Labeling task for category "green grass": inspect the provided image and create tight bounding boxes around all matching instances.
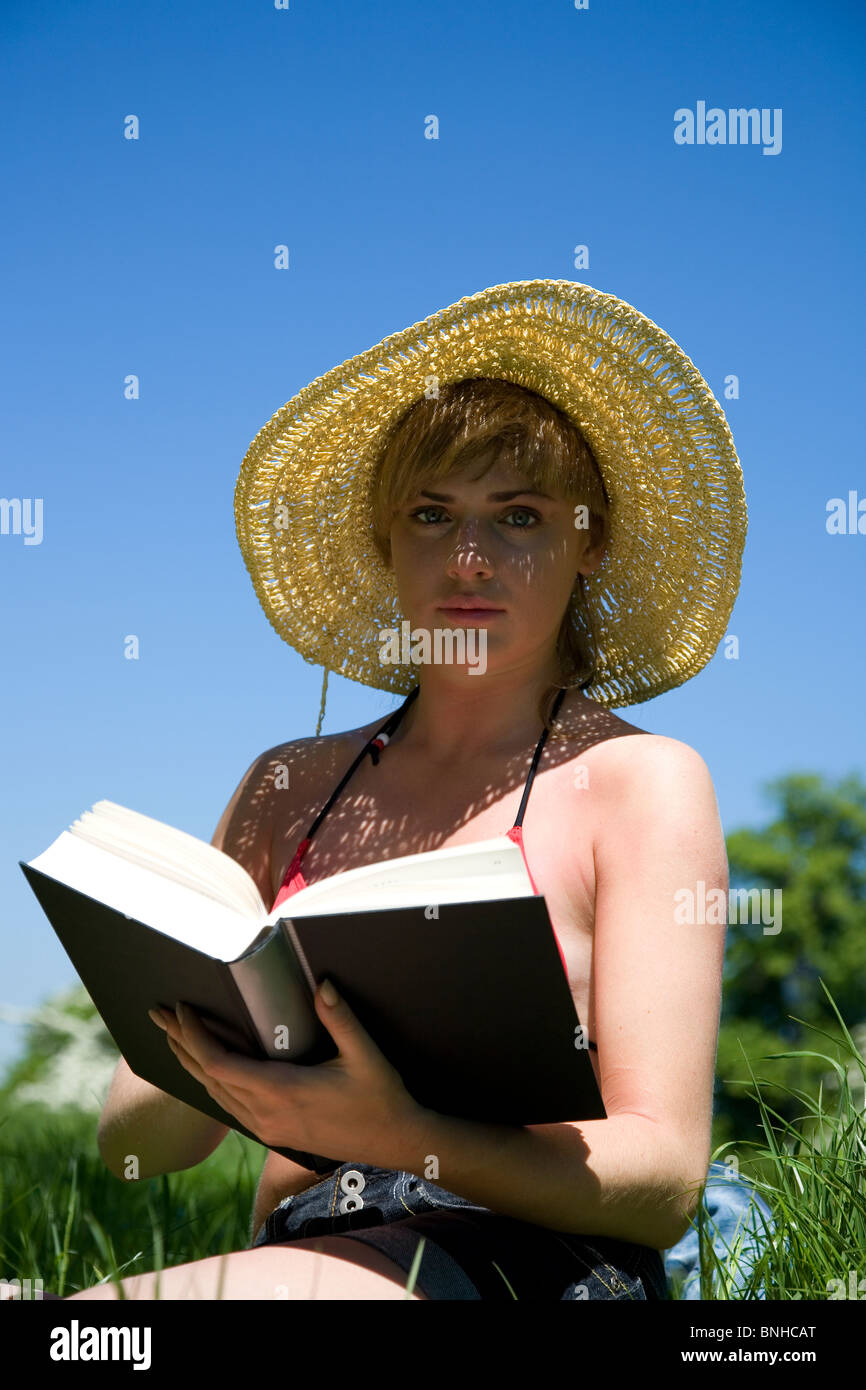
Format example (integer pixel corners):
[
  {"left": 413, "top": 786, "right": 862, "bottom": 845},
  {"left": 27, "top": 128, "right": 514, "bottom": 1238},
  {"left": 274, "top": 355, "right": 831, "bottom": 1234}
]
[
  {"left": 668, "top": 985, "right": 866, "bottom": 1301},
  {"left": 0, "top": 1105, "right": 261, "bottom": 1298},
  {"left": 2, "top": 994, "right": 863, "bottom": 1301},
  {"left": 0, "top": 1104, "right": 434, "bottom": 1300}
]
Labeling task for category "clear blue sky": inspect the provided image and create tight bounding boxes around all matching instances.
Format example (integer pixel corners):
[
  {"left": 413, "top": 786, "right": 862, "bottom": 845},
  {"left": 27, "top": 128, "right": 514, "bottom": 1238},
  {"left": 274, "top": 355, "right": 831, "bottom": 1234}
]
[{"left": 2, "top": 0, "right": 864, "bottom": 1075}]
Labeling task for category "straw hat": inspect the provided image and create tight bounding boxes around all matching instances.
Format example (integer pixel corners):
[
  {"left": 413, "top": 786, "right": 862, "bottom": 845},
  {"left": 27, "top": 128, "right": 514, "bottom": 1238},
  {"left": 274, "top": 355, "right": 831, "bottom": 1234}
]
[{"left": 234, "top": 278, "right": 747, "bottom": 709}]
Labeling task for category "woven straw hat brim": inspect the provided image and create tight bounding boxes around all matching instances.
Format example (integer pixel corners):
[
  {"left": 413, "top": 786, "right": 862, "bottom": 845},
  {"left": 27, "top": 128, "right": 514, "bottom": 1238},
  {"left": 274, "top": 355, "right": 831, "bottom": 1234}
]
[{"left": 234, "top": 278, "right": 747, "bottom": 708}]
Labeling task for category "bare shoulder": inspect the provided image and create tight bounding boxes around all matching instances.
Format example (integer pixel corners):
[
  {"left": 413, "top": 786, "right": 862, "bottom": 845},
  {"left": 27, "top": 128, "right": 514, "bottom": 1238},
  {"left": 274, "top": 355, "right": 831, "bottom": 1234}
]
[
  {"left": 212, "top": 721, "right": 378, "bottom": 905},
  {"left": 250, "top": 708, "right": 389, "bottom": 794},
  {"left": 245, "top": 706, "right": 395, "bottom": 833},
  {"left": 249, "top": 711, "right": 401, "bottom": 902},
  {"left": 555, "top": 691, "right": 720, "bottom": 826},
  {"left": 560, "top": 698, "right": 727, "bottom": 902},
  {"left": 558, "top": 691, "right": 713, "bottom": 771}
]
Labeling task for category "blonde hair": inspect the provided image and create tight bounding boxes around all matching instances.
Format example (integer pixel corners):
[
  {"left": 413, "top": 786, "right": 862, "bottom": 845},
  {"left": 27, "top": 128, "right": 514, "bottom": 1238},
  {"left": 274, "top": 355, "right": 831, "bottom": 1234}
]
[{"left": 367, "top": 377, "right": 611, "bottom": 732}]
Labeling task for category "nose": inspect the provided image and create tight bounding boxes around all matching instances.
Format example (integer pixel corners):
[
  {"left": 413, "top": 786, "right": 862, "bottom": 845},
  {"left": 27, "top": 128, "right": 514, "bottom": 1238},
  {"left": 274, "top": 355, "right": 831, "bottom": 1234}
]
[{"left": 445, "top": 518, "right": 495, "bottom": 582}]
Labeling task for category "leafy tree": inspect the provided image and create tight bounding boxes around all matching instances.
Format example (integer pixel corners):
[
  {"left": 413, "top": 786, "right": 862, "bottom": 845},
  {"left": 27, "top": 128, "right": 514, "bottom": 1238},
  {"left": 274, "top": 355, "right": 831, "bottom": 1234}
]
[
  {"left": 0, "top": 985, "right": 117, "bottom": 1112},
  {"left": 714, "top": 772, "right": 866, "bottom": 1149}
]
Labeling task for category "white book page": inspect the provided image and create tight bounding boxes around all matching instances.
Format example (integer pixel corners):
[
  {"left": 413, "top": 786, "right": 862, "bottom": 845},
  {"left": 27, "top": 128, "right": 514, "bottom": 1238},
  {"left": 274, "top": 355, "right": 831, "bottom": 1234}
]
[
  {"left": 265, "top": 834, "right": 534, "bottom": 921},
  {"left": 27, "top": 831, "right": 261, "bottom": 962},
  {"left": 67, "top": 800, "right": 266, "bottom": 919}
]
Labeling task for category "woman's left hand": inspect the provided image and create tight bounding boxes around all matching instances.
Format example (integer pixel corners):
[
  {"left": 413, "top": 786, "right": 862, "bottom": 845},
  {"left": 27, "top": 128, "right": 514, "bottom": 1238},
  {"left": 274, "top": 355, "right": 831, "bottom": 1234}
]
[{"left": 147, "top": 981, "right": 428, "bottom": 1166}]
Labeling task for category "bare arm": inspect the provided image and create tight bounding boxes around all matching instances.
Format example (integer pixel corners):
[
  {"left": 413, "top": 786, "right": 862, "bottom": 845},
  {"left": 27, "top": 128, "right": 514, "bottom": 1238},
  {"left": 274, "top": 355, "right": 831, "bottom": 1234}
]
[
  {"left": 97, "top": 752, "right": 276, "bottom": 1181},
  {"left": 96, "top": 1056, "right": 230, "bottom": 1182}
]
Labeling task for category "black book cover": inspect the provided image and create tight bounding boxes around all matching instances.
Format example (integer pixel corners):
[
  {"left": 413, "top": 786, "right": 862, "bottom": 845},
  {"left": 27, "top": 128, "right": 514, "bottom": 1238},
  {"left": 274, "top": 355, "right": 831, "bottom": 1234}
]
[{"left": 20, "top": 861, "right": 605, "bottom": 1176}]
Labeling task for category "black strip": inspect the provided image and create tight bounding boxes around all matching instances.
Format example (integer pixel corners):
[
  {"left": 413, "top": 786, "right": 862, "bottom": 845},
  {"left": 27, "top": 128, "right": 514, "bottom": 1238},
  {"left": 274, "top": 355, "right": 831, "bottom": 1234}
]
[
  {"left": 301, "top": 681, "right": 568, "bottom": 850},
  {"left": 512, "top": 686, "right": 567, "bottom": 830},
  {"left": 301, "top": 685, "right": 420, "bottom": 843}
]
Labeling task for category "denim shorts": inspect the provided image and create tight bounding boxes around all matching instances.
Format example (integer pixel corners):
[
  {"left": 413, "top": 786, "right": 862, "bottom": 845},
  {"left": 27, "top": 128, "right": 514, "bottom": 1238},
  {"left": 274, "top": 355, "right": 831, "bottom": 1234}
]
[{"left": 250, "top": 1162, "right": 669, "bottom": 1301}]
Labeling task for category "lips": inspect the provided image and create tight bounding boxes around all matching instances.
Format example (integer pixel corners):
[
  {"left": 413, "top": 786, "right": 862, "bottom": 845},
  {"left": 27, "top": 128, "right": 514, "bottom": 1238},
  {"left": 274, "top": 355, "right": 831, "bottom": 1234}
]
[
  {"left": 437, "top": 604, "right": 506, "bottom": 625},
  {"left": 437, "top": 597, "right": 505, "bottom": 611}
]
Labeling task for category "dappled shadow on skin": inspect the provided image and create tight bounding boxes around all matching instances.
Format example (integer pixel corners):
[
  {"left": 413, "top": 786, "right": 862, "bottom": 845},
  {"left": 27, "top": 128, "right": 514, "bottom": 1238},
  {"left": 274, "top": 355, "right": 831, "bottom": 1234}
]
[{"left": 254, "top": 686, "right": 649, "bottom": 905}]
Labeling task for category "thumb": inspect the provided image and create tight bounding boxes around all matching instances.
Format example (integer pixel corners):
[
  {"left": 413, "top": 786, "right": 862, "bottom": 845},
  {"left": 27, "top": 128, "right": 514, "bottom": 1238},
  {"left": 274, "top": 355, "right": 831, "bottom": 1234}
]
[
  {"left": 315, "top": 978, "right": 362, "bottom": 1047},
  {"left": 314, "top": 979, "right": 388, "bottom": 1074}
]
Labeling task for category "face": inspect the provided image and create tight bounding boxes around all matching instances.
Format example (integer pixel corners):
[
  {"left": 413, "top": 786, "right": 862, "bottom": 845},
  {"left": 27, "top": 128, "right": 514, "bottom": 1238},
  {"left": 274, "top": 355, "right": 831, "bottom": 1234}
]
[{"left": 386, "top": 452, "right": 606, "bottom": 676}]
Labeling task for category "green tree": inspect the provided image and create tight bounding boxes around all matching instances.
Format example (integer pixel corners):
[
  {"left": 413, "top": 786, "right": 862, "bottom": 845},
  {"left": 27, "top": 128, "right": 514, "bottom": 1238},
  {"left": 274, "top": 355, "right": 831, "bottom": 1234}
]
[{"left": 714, "top": 771, "right": 866, "bottom": 1149}]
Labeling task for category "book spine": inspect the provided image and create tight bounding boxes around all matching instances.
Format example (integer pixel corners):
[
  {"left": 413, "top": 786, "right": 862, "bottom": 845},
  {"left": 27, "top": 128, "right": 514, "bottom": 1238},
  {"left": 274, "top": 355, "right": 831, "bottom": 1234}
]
[
  {"left": 217, "top": 957, "right": 343, "bottom": 1174},
  {"left": 226, "top": 926, "right": 324, "bottom": 1062},
  {"left": 280, "top": 916, "right": 317, "bottom": 997}
]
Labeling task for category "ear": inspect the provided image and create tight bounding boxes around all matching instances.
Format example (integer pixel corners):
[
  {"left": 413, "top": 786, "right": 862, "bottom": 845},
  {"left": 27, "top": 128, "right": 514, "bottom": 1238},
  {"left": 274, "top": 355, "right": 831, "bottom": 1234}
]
[
  {"left": 575, "top": 510, "right": 608, "bottom": 577},
  {"left": 577, "top": 539, "right": 606, "bottom": 577}
]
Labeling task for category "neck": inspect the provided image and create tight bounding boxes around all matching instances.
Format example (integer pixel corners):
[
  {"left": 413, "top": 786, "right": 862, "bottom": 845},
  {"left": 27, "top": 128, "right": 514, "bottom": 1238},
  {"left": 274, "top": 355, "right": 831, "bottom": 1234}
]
[{"left": 387, "top": 662, "right": 571, "bottom": 764}]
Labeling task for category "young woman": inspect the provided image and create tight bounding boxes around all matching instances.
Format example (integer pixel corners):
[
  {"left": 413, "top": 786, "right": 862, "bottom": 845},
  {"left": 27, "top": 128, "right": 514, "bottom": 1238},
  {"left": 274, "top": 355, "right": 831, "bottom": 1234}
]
[{"left": 72, "top": 282, "right": 747, "bottom": 1300}]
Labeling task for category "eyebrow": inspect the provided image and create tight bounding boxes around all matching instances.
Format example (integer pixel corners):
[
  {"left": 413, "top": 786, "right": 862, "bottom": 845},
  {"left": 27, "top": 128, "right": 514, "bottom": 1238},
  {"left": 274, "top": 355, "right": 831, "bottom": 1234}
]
[{"left": 416, "top": 488, "right": 554, "bottom": 502}]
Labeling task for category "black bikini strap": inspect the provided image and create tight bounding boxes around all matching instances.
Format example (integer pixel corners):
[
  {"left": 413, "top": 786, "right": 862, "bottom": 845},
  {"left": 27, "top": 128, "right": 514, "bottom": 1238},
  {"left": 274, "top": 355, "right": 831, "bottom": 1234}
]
[
  {"left": 301, "top": 685, "right": 420, "bottom": 843},
  {"left": 301, "top": 680, "right": 568, "bottom": 845},
  {"left": 366, "top": 684, "right": 420, "bottom": 767},
  {"left": 512, "top": 686, "right": 567, "bottom": 830}
]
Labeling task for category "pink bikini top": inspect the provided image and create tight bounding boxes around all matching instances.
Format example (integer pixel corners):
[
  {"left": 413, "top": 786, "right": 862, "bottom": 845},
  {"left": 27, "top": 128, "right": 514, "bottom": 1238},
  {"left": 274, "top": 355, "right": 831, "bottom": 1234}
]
[{"left": 270, "top": 684, "right": 596, "bottom": 1053}]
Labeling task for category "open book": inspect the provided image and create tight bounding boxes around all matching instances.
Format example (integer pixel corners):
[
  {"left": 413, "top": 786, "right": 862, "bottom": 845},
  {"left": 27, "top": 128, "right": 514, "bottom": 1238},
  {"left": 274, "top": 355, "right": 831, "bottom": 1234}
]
[{"left": 20, "top": 800, "right": 605, "bottom": 1174}]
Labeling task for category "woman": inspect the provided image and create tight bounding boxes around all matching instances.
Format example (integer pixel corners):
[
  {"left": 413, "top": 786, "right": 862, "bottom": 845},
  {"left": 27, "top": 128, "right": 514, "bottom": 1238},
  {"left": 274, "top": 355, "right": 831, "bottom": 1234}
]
[{"left": 73, "top": 280, "right": 747, "bottom": 1300}]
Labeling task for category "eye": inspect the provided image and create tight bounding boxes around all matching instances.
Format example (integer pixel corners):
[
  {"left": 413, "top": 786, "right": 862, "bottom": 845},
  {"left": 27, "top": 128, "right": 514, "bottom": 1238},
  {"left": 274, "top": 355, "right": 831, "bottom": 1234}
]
[
  {"left": 408, "top": 505, "right": 541, "bottom": 528},
  {"left": 503, "top": 507, "right": 540, "bottom": 528}
]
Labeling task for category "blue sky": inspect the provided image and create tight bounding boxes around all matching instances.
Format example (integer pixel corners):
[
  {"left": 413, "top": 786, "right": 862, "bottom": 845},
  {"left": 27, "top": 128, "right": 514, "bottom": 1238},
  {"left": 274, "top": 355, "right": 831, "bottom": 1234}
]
[{"left": 2, "top": 0, "right": 864, "bottom": 1075}]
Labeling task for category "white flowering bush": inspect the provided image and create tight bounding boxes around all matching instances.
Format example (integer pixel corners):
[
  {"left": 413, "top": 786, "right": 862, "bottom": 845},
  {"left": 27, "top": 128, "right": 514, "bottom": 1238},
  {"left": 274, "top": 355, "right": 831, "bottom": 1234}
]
[{"left": 0, "top": 984, "right": 119, "bottom": 1112}]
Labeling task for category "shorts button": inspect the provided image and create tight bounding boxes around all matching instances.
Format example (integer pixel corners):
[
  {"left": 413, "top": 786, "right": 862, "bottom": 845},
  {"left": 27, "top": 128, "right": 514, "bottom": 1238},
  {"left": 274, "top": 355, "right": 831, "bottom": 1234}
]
[{"left": 340, "top": 1169, "right": 366, "bottom": 1195}]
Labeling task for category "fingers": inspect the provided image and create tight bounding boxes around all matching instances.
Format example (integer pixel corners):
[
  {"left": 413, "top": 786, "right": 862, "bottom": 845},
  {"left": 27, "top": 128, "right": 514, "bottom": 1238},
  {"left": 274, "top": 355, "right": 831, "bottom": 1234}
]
[
  {"left": 147, "top": 1003, "right": 291, "bottom": 1093},
  {"left": 149, "top": 1006, "right": 248, "bottom": 1123},
  {"left": 165, "top": 1030, "right": 206, "bottom": 1082},
  {"left": 148, "top": 1003, "right": 223, "bottom": 1078}
]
